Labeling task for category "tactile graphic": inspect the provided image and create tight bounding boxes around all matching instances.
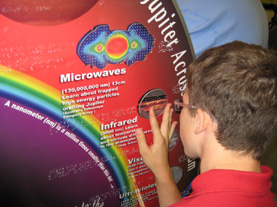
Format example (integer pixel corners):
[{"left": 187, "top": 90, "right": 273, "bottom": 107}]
[{"left": 77, "top": 23, "right": 154, "bottom": 69}]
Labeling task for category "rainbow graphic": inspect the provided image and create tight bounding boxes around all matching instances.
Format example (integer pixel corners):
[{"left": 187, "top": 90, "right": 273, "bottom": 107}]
[
  {"left": 0, "top": 65, "right": 136, "bottom": 200},
  {"left": 77, "top": 23, "right": 154, "bottom": 69}
]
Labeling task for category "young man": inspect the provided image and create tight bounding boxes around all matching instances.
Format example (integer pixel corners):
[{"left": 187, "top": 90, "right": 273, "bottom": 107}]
[{"left": 135, "top": 41, "right": 277, "bottom": 207}]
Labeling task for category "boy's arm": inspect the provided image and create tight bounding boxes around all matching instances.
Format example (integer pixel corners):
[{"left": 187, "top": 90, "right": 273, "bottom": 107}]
[{"left": 135, "top": 104, "right": 182, "bottom": 207}]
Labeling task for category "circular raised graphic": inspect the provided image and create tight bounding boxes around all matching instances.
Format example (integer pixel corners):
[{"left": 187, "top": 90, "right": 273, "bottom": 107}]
[
  {"left": 171, "top": 166, "right": 183, "bottom": 183},
  {"left": 137, "top": 89, "right": 168, "bottom": 119},
  {"left": 169, "top": 130, "right": 179, "bottom": 151}
]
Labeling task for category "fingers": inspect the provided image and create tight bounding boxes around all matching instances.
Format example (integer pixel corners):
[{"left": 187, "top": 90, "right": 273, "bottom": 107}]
[
  {"left": 136, "top": 103, "right": 177, "bottom": 154},
  {"left": 169, "top": 121, "right": 178, "bottom": 141},
  {"left": 149, "top": 106, "right": 163, "bottom": 144},
  {"left": 160, "top": 103, "right": 172, "bottom": 137},
  {"left": 135, "top": 128, "right": 150, "bottom": 156},
  {"left": 168, "top": 107, "right": 178, "bottom": 140}
]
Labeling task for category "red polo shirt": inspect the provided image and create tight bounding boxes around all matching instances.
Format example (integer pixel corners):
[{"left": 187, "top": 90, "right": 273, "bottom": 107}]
[{"left": 170, "top": 166, "right": 275, "bottom": 207}]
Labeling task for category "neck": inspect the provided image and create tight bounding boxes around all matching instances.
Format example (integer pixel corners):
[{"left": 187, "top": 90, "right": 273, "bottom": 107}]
[
  {"left": 199, "top": 135, "right": 261, "bottom": 174},
  {"left": 200, "top": 153, "right": 261, "bottom": 174}
]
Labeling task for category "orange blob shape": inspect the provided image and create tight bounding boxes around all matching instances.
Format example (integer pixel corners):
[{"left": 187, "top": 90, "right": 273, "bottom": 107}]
[{"left": 106, "top": 35, "right": 129, "bottom": 60}]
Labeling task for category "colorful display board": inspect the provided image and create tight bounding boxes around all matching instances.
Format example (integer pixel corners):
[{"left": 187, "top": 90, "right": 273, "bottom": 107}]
[{"left": 0, "top": 0, "right": 197, "bottom": 206}]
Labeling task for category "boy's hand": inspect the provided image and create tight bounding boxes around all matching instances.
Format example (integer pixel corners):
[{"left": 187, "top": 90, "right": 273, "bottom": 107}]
[{"left": 135, "top": 103, "right": 178, "bottom": 177}]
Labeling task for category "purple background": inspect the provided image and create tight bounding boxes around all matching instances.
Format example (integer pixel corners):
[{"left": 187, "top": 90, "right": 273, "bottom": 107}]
[{"left": 0, "top": 97, "right": 120, "bottom": 207}]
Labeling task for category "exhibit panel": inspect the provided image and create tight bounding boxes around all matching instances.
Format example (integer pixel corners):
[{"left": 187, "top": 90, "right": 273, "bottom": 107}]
[{"left": 0, "top": 1, "right": 197, "bottom": 206}]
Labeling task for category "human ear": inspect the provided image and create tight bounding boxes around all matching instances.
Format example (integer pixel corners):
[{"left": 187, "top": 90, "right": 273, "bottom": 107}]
[{"left": 194, "top": 109, "right": 209, "bottom": 134}]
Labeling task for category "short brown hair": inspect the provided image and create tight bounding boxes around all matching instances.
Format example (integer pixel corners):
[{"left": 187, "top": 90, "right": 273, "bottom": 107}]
[{"left": 187, "top": 41, "right": 277, "bottom": 160}]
